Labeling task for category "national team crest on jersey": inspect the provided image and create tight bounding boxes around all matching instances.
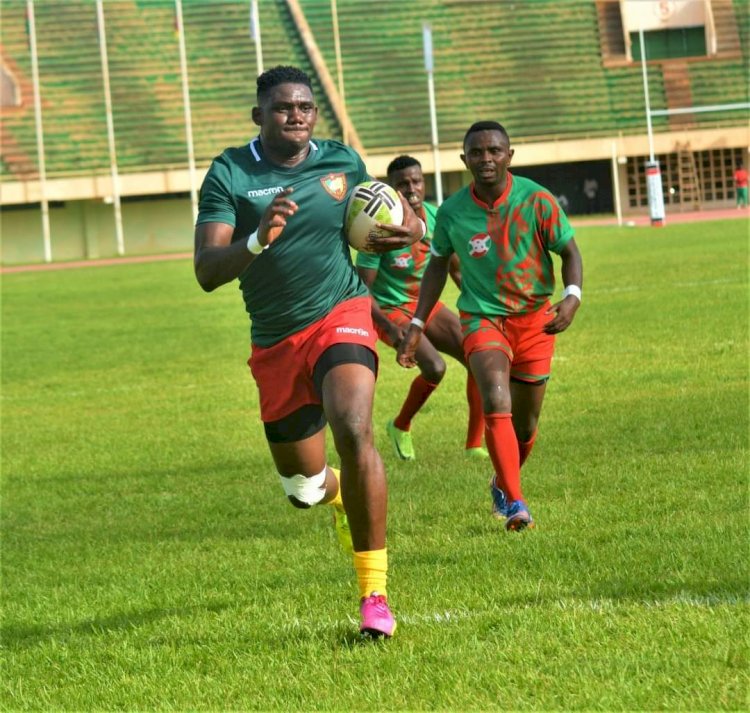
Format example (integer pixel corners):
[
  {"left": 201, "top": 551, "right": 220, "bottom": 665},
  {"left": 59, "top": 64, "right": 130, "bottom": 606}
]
[
  {"left": 468, "top": 233, "right": 491, "bottom": 258},
  {"left": 320, "top": 173, "right": 347, "bottom": 201},
  {"left": 391, "top": 252, "right": 412, "bottom": 270}
]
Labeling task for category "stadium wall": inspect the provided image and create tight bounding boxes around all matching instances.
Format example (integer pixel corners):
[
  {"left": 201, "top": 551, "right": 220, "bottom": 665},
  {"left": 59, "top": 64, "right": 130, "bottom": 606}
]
[
  {"left": 0, "top": 197, "right": 192, "bottom": 264},
  {"left": 3, "top": 132, "right": 747, "bottom": 266}
]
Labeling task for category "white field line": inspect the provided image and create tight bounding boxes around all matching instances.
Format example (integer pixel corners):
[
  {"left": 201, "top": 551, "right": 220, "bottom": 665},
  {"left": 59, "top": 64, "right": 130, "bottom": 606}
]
[
  {"left": 279, "top": 592, "right": 749, "bottom": 634},
  {"left": 590, "top": 278, "right": 743, "bottom": 295}
]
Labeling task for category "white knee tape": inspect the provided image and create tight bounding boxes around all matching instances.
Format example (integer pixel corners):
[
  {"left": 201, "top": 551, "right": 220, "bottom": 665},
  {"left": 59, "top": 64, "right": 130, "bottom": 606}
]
[{"left": 279, "top": 467, "right": 327, "bottom": 506}]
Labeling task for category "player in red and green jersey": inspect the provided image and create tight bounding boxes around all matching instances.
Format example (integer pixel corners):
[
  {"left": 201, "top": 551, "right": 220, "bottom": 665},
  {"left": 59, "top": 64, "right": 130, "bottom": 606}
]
[
  {"left": 356, "top": 156, "right": 487, "bottom": 462},
  {"left": 397, "top": 121, "right": 583, "bottom": 532},
  {"left": 194, "top": 66, "right": 425, "bottom": 638}
]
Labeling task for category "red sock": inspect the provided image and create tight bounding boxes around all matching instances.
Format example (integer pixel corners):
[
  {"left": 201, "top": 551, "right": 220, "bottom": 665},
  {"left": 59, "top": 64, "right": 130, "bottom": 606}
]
[
  {"left": 518, "top": 429, "right": 538, "bottom": 467},
  {"left": 484, "top": 412, "right": 523, "bottom": 501},
  {"left": 465, "top": 372, "right": 485, "bottom": 449},
  {"left": 393, "top": 374, "right": 438, "bottom": 431}
]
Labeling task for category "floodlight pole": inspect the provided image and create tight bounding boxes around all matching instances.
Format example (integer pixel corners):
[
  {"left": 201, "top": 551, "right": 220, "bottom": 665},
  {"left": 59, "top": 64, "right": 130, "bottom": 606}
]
[
  {"left": 175, "top": 0, "right": 198, "bottom": 224},
  {"left": 331, "top": 0, "right": 347, "bottom": 144},
  {"left": 638, "top": 26, "right": 665, "bottom": 227},
  {"left": 96, "top": 0, "right": 125, "bottom": 254},
  {"left": 638, "top": 27, "right": 655, "bottom": 162},
  {"left": 423, "top": 23, "right": 443, "bottom": 205},
  {"left": 26, "top": 0, "right": 52, "bottom": 262},
  {"left": 611, "top": 141, "right": 623, "bottom": 227},
  {"left": 250, "top": 0, "right": 263, "bottom": 76}
]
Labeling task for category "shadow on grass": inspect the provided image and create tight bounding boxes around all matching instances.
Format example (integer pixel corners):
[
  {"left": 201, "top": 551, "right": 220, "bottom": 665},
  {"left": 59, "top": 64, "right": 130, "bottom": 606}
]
[
  {"left": 1, "top": 600, "right": 230, "bottom": 649},
  {"left": 2, "top": 459, "right": 320, "bottom": 546},
  {"left": 338, "top": 628, "right": 393, "bottom": 648}
]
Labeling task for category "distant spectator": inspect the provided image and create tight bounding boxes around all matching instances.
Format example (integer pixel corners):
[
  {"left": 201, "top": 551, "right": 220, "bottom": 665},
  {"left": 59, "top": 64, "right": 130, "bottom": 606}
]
[
  {"left": 582, "top": 178, "right": 599, "bottom": 214},
  {"left": 733, "top": 161, "right": 748, "bottom": 209}
]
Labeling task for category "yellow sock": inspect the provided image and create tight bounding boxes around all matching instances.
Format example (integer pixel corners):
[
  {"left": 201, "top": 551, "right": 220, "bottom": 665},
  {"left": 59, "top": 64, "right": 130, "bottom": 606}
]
[
  {"left": 328, "top": 467, "right": 343, "bottom": 509},
  {"left": 353, "top": 548, "right": 388, "bottom": 599}
]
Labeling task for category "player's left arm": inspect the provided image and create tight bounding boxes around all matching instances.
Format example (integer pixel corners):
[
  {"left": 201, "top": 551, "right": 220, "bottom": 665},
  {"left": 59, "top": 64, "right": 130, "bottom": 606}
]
[
  {"left": 544, "top": 238, "right": 583, "bottom": 334},
  {"left": 366, "top": 192, "right": 425, "bottom": 253}
]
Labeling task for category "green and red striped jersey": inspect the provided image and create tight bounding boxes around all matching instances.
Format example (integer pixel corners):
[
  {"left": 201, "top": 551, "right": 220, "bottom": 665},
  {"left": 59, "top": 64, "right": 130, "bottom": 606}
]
[
  {"left": 432, "top": 173, "right": 573, "bottom": 316},
  {"left": 355, "top": 202, "right": 438, "bottom": 306}
]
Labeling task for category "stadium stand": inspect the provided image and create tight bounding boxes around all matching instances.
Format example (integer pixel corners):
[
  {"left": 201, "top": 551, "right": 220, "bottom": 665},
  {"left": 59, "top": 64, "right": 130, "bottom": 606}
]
[
  {"left": 0, "top": 0, "right": 747, "bottom": 263},
  {"left": 0, "top": 0, "right": 339, "bottom": 179},
  {"left": 301, "top": 0, "right": 674, "bottom": 151},
  {"left": 2, "top": 0, "right": 746, "bottom": 181}
]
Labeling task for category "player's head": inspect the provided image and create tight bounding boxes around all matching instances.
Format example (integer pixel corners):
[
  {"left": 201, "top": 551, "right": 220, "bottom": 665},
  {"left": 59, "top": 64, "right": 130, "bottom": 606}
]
[
  {"left": 253, "top": 66, "right": 318, "bottom": 157},
  {"left": 461, "top": 121, "right": 513, "bottom": 189},
  {"left": 256, "top": 65, "right": 312, "bottom": 103},
  {"left": 387, "top": 155, "right": 425, "bottom": 212},
  {"left": 463, "top": 121, "right": 510, "bottom": 148}
]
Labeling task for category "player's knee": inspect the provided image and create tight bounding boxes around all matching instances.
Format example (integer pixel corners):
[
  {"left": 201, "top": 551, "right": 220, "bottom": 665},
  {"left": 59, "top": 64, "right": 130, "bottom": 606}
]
[
  {"left": 278, "top": 468, "right": 326, "bottom": 509},
  {"left": 483, "top": 389, "right": 511, "bottom": 414},
  {"left": 331, "top": 413, "right": 373, "bottom": 455},
  {"left": 419, "top": 356, "right": 446, "bottom": 384},
  {"left": 514, "top": 422, "right": 537, "bottom": 443}
]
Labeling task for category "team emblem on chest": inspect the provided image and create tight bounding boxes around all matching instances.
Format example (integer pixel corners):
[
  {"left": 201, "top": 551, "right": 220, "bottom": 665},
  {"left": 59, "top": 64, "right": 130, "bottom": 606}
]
[
  {"left": 320, "top": 173, "right": 348, "bottom": 200},
  {"left": 391, "top": 252, "right": 412, "bottom": 270},
  {"left": 468, "top": 233, "right": 491, "bottom": 258}
]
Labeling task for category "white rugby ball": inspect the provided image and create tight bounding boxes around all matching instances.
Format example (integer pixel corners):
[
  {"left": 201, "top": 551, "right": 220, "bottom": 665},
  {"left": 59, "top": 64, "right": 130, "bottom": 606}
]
[{"left": 344, "top": 181, "right": 403, "bottom": 252}]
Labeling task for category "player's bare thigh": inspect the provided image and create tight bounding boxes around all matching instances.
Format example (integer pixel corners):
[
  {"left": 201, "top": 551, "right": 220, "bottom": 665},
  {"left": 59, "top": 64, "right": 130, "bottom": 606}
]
[
  {"left": 320, "top": 362, "right": 377, "bottom": 446},
  {"left": 266, "top": 364, "right": 380, "bottom": 466},
  {"left": 268, "top": 429, "right": 327, "bottom": 475}
]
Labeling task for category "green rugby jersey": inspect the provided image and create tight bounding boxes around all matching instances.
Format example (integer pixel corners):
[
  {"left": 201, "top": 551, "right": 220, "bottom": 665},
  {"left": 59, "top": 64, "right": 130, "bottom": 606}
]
[
  {"left": 432, "top": 173, "right": 573, "bottom": 316},
  {"left": 355, "top": 202, "right": 438, "bottom": 306},
  {"left": 198, "top": 137, "right": 369, "bottom": 346}
]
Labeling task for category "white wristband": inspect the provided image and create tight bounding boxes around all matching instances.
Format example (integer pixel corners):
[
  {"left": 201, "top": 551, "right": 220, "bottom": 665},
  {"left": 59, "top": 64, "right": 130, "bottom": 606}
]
[
  {"left": 246, "top": 230, "right": 266, "bottom": 255},
  {"left": 417, "top": 218, "right": 427, "bottom": 239},
  {"left": 410, "top": 317, "right": 425, "bottom": 330},
  {"left": 562, "top": 284, "right": 582, "bottom": 302}
]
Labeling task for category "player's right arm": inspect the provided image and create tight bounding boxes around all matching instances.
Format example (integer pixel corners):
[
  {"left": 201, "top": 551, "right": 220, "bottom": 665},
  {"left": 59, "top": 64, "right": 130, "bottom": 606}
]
[
  {"left": 194, "top": 221, "right": 251, "bottom": 292},
  {"left": 396, "top": 254, "right": 450, "bottom": 368},
  {"left": 194, "top": 188, "right": 298, "bottom": 292}
]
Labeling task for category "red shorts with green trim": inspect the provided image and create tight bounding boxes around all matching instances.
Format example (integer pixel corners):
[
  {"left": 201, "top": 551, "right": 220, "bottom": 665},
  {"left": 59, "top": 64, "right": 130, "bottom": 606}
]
[
  {"left": 460, "top": 302, "right": 555, "bottom": 383},
  {"left": 248, "top": 296, "right": 378, "bottom": 422},
  {"left": 375, "top": 300, "right": 446, "bottom": 347}
]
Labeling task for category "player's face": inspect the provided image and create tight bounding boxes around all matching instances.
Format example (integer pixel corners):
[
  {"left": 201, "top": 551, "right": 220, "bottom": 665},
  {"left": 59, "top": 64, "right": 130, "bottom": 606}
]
[
  {"left": 252, "top": 82, "right": 318, "bottom": 156},
  {"left": 461, "top": 130, "right": 513, "bottom": 188},
  {"left": 389, "top": 165, "right": 425, "bottom": 212}
]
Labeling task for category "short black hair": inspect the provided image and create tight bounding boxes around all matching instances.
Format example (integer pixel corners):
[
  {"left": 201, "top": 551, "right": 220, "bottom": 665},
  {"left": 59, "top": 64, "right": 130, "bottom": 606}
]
[
  {"left": 463, "top": 121, "right": 510, "bottom": 148},
  {"left": 387, "top": 155, "right": 421, "bottom": 177},
  {"left": 256, "top": 65, "right": 313, "bottom": 102}
]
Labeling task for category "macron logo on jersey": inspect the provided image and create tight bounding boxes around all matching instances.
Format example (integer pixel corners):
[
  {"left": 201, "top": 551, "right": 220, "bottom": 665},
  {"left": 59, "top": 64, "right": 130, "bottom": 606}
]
[
  {"left": 247, "top": 186, "right": 285, "bottom": 198},
  {"left": 336, "top": 327, "right": 370, "bottom": 337}
]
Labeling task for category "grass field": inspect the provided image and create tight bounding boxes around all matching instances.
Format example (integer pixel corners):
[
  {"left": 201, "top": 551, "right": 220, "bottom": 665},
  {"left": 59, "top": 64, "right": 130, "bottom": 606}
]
[{"left": 1, "top": 219, "right": 748, "bottom": 710}]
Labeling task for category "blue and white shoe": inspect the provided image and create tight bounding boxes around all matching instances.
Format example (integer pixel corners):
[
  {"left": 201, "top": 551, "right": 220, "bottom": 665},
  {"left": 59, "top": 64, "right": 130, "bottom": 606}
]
[
  {"left": 489, "top": 477, "right": 510, "bottom": 520},
  {"left": 505, "top": 499, "right": 535, "bottom": 532}
]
